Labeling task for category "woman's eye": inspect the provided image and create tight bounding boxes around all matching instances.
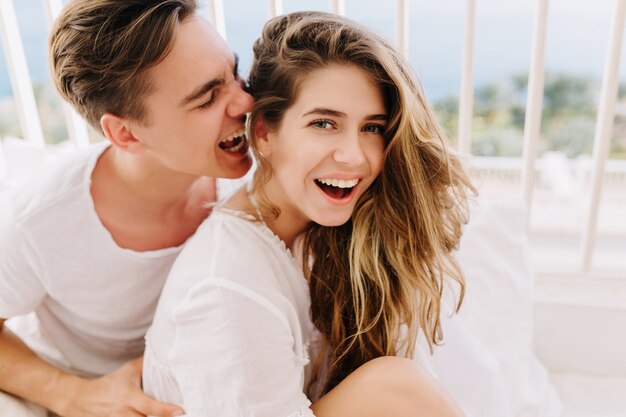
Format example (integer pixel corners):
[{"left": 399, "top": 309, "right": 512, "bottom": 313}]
[
  {"left": 310, "top": 119, "right": 335, "bottom": 130},
  {"left": 363, "top": 124, "right": 385, "bottom": 134}
]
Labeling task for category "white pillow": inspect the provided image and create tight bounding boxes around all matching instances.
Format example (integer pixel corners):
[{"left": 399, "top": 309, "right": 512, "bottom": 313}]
[{"left": 423, "top": 198, "right": 562, "bottom": 417}]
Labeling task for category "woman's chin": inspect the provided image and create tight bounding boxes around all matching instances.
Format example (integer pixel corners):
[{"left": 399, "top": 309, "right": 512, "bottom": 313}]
[{"left": 313, "top": 214, "right": 353, "bottom": 228}]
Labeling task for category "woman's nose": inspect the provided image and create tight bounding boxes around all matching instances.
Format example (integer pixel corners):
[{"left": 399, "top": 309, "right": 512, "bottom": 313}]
[{"left": 333, "top": 133, "right": 366, "bottom": 167}]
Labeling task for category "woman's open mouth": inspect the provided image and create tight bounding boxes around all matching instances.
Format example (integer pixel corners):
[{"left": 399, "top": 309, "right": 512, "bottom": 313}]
[{"left": 314, "top": 178, "right": 360, "bottom": 199}]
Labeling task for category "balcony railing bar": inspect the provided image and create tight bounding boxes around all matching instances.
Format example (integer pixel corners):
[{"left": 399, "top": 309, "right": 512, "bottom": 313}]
[
  {"left": 206, "top": 0, "right": 227, "bottom": 40},
  {"left": 580, "top": 0, "right": 626, "bottom": 272},
  {"left": 268, "top": 0, "right": 282, "bottom": 19},
  {"left": 457, "top": 0, "right": 476, "bottom": 156},
  {"left": 332, "top": 0, "right": 346, "bottom": 16},
  {"left": 43, "top": 0, "right": 90, "bottom": 149},
  {"left": 521, "top": 0, "right": 549, "bottom": 210},
  {"left": 0, "top": 0, "right": 45, "bottom": 148},
  {"left": 395, "top": 0, "right": 409, "bottom": 58}
]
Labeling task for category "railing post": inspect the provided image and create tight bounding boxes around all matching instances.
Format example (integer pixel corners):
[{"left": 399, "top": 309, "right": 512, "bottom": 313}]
[
  {"left": 331, "top": 0, "right": 346, "bottom": 16},
  {"left": 457, "top": 0, "right": 476, "bottom": 156},
  {"left": 43, "top": 0, "right": 91, "bottom": 149},
  {"left": 268, "top": 0, "right": 282, "bottom": 18},
  {"left": 521, "top": 0, "right": 550, "bottom": 211},
  {"left": 0, "top": 0, "right": 45, "bottom": 147},
  {"left": 206, "top": 0, "right": 227, "bottom": 40},
  {"left": 580, "top": 0, "right": 626, "bottom": 272},
  {"left": 395, "top": 0, "right": 409, "bottom": 58}
]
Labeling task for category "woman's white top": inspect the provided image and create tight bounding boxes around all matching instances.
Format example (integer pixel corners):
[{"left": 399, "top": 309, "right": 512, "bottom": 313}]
[{"left": 143, "top": 207, "right": 318, "bottom": 417}]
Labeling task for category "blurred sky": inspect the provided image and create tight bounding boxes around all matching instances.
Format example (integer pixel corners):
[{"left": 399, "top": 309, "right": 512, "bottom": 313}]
[{"left": 1, "top": 0, "right": 625, "bottom": 101}]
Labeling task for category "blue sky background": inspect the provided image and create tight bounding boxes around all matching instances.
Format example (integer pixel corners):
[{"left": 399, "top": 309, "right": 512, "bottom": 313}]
[{"left": 1, "top": 0, "right": 625, "bottom": 102}]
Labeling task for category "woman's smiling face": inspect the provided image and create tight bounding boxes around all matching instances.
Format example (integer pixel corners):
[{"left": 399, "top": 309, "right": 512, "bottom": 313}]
[{"left": 256, "top": 63, "right": 387, "bottom": 235}]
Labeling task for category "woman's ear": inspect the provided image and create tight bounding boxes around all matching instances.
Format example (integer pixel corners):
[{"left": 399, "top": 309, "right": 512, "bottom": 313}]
[
  {"left": 254, "top": 117, "right": 273, "bottom": 158},
  {"left": 100, "top": 113, "right": 146, "bottom": 154}
]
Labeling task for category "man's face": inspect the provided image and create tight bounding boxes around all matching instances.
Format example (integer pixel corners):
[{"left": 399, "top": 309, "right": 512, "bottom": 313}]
[{"left": 130, "top": 15, "right": 253, "bottom": 179}]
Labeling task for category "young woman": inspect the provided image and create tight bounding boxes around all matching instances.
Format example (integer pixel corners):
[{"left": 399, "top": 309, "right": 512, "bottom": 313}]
[{"left": 143, "top": 11, "right": 472, "bottom": 417}]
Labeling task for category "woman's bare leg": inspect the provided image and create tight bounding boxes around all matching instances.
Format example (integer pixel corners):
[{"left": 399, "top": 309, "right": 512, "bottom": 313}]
[{"left": 311, "top": 356, "right": 464, "bottom": 417}]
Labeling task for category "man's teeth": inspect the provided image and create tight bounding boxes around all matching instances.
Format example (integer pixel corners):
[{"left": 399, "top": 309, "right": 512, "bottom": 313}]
[
  {"left": 228, "top": 140, "right": 245, "bottom": 152},
  {"left": 219, "top": 129, "right": 248, "bottom": 153},
  {"left": 220, "top": 129, "right": 246, "bottom": 144},
  {"left": 317, "top": 178, "right": 359, "bottom": 188}
]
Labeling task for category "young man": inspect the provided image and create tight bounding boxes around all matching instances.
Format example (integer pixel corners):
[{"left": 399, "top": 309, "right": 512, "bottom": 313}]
[{"left": 0, "top": 1, "right": 253, "bottom": 416}]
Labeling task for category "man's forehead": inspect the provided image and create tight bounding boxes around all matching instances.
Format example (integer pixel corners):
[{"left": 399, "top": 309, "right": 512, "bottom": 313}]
[
  {"left": 145, "top": 18, "right": 234, "bottom": 87},
  {"left": 179, "top": 15, "right": 230, "bottom": 56}
]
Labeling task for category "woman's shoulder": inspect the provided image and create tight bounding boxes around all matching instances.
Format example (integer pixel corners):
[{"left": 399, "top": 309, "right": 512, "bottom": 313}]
[
  {"left": 163, "top": 208, "right": 301, "bottom": 304},
  {"left": 166, "top": 206, "right": 254, "bottom": 265}
]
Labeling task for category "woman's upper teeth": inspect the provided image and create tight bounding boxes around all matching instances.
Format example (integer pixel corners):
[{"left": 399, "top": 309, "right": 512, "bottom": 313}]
[{"left": 317, "top": 178, "right": 359, "bottom": 188}]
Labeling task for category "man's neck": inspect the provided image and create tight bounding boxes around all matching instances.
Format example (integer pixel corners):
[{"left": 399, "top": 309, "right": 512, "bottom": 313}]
[
  {"left": 90, "top": 146, "right": 214, "bottom": 251},
  {"left": 103, "top": 146, "right": 208, "bottom": 214}
]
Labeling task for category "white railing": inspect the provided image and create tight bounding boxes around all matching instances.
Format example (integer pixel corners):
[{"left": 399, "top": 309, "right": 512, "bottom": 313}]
[
  {"left": 207, "top": 0, "right": 227, "bottom": 39},
  {"left": 0, "top": 0, "right": 44, "bottom": 147},
  {"left": 394, "top": 0, "right": 409, "bottom": 58},
  {"left": 520, "top": 0, "right": 549, "bottom": 210},
  {"left": 1, "top": 0, "right": 625, "bottom": 279},
  {"left": 580, "top": 0, "right": 626, "bottom": 271},
  {"left": 457, "top": 0, "right": 476, "bottom": 156},
  {"left": 43, "top": 0, "right": 91, "bottom": 149}
]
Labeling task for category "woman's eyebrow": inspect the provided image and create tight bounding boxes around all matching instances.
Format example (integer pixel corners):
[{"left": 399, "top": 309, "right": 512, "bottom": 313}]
[
  {"left": 303, "top": 108, "right": 346, "bottom": 117},
  {"left": 303, "top": 108, "right": 388, "bottom": 121}
]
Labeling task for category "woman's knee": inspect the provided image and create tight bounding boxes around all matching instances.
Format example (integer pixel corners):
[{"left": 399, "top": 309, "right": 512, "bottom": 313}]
[
  {"left": 356, "top": 356, "right": 427, "bottom": 393},
  {"left": 312, "top": 356, "right": 463, "bottom": 417},
  {"left": 353, "top": 356, "right": 464, "bottom": 416}
]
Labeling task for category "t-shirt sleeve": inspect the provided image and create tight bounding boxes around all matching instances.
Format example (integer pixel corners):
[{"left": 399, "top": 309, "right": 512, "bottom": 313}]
[
  {"left": 167, "top": 278, "right": 316, "bottom": 417},
  {"left": 0, "top": 203, "right": 46, "bottom": 318}
]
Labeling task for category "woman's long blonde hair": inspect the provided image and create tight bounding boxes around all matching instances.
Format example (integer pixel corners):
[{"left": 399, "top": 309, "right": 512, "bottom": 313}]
[{"left": 247, "top": 11, "right": 475, "bottom": 394}]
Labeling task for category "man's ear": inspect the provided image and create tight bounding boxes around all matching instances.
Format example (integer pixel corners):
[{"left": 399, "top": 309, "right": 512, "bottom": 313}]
[
  {"left": 254, "top": 117, "right": 272, "bottom": 158},
  {"left": 100, "top": 113, "right": 145, "bottom": 154}
]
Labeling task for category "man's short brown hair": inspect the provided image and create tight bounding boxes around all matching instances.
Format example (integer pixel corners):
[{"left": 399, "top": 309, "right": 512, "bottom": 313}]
[{"left": 49, "top": 0, "right": 197, "bottom": 132}]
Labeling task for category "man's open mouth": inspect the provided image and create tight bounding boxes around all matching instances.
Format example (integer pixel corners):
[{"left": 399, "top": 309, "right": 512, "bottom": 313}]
[
  {"left": 219, "top": 129, "right": 248, "bottom": 154},
  {"left": 314, "top": 178, "right": 360, "bottom": 199}
]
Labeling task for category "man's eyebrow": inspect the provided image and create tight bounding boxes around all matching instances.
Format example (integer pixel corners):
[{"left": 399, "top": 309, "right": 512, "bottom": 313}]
[
  {"left": 179, "top": 77, "right": 224, "bottom": 107},
  {"left": 179, "top": 53, "right": 239, "bottom": 108},
  {"left": 303, "top": 107, "right": 388, "bottom": 121}
]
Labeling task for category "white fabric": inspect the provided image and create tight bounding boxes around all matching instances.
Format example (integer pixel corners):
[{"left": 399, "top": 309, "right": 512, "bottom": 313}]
[
  {"left": 0, "top": 143, "right": 246, "bottom": 378},
  {"left": 0, "top": 391, "right": 48, "bottom": 417},
  {"left": 420, "top": 198, "right": 562, "bottom": 417},
  {"left": 550, "top": 372, "right": 626, "bottom": 417},
  {"left": 144, "top": 197, "right": 563, "bottom": 417},
  {"left": 143, "top": 207, "right": 317, "bottom": 417}
]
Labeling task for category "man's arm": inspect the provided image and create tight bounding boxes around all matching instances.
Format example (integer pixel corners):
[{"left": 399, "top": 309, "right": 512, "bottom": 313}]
[{"left": 0, "top": 318, "right": 183, "bottom": 417}]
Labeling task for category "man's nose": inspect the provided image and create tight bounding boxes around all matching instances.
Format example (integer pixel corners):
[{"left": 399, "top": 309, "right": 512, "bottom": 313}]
[{"left": 227, "top": 80, "right": 254, "bottom": 117}]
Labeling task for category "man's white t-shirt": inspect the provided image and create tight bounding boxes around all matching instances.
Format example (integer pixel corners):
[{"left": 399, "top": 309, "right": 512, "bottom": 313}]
[{"left": 0, "top": 142, "right": 244, "bottom": 377}]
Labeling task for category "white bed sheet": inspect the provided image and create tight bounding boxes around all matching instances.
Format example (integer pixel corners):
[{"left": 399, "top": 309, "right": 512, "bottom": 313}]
[{"left": 417, "top": 198, "right": 563, "bottom": 417}]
